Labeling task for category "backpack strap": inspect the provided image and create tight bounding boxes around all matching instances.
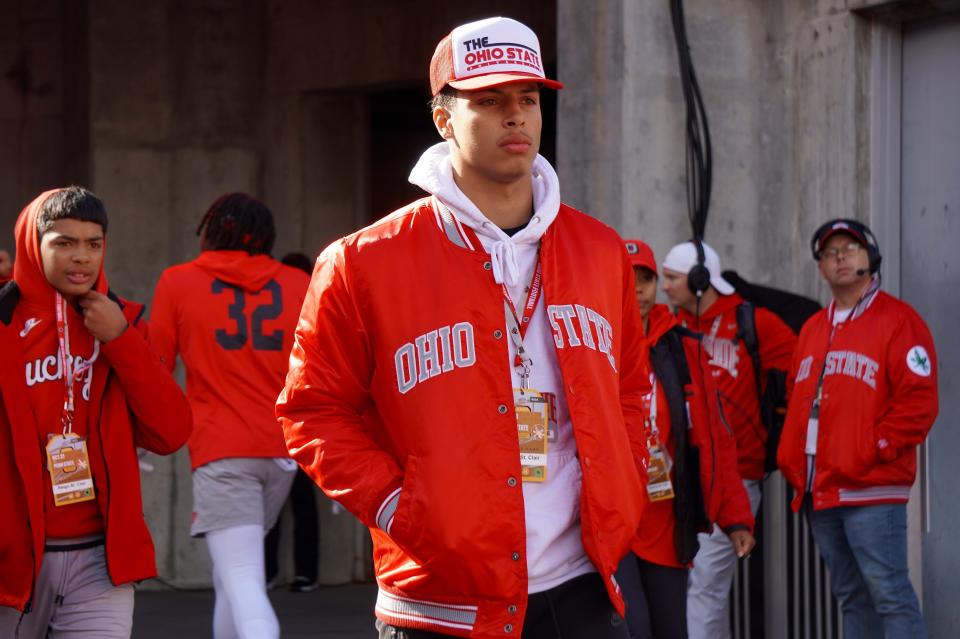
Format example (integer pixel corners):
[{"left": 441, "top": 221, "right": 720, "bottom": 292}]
[
  {"left": 650, "top": 328, "right": 706, "bottom": 563},
  {"left": 735, "top": 302, "right": 763, "bottom": 403}
]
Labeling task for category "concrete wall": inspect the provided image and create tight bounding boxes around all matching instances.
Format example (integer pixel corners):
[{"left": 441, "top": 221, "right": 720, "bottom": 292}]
[
  {"left": 88, "top": 0, "right": 270, "bottom": 588},
  {"left": 558, "top": 0, "right": 883, "bottom": 302},
  {"left": 0, "top": 0, "right": 89, "bottom": 239}
]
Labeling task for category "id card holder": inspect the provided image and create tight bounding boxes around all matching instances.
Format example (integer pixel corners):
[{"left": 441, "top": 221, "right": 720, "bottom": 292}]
[
  {"left": 646, "top": 445, "right": 675, "bottom": 502},
  {"left": 514, "top": 388, "right": 549, "bottom": 483},
  {"left": 46, "top": 433, "right": 96, "bottom": 506}
]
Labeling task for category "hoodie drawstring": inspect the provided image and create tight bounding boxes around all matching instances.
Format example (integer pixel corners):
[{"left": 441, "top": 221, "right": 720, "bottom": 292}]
[{"left": 490, "top": 240, "right": 522, "bottom": 287}]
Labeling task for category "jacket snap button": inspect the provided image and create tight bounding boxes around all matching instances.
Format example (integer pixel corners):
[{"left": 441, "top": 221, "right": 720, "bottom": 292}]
[
  {"left": 494, "top": 329, "right": 503, "bottom": 339},
  {"left": 483, "top": 261, "right": 492, "bottom": 270},
  {"left": 504, "top": 624, "right": 514, "bottom": 633},
  {"left": 508, "top": 604, "right": 518, "bottom": 614},
  {"left": 507, "top": 477, "right": 517, "bottom": 487},
  {"left": 511, "top": 552, "right": 521, "bottom": 561},
  {"left": 498, "top": 404, "right": 508, "bottom": 414}
]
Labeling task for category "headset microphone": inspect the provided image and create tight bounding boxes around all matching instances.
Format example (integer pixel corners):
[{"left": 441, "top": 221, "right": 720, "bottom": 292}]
[{"left": 856, "top": 268, "right": 868, "bottom": 276}]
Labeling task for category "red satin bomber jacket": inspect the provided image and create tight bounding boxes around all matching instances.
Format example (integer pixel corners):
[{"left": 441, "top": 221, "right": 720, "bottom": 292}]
[{"left": 277, "top": 198, "right": 649, "bottom": 638}]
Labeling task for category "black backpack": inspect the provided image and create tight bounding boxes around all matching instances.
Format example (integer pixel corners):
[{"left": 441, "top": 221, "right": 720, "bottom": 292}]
[{"left": 722, "top": 270, "right": 821, "bottom": 473}]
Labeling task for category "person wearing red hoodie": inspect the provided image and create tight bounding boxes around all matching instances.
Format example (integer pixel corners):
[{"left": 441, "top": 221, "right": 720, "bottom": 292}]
[
  {"left": 149, "top": 193, "right": 309, "bottom": 639},
  {"left": 778, "top": 220, "right": 937, "bottom": 639},
  {"left": 616, "top": 240, "right": 754, "bottom": 639},
  {"left": 0, "top": 187, "right": 192, "bottom": 638},
  {"left": 660, "top": 240, "right": 796, "bottom": 639}
]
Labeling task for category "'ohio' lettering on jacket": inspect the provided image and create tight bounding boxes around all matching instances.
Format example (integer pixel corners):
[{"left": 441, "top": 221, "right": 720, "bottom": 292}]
[
  {"left": 547, "top": 304, "right": 617, "bottom": 372},
  {"left": 703, "top": 335, "right": 740, "bottom": 378},
  {"left": 394, "top": 322, "right": 476, "bottom": 394},
  {"left": 25, "top": 353, "right": 94, "bottom": 400},
  {"left": 795, "top": 351, "right": 879, "bottom": 390}
]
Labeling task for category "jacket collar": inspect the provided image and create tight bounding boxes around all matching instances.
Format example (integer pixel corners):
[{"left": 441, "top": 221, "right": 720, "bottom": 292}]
[{"left": 827, "top": 275, "right": 881, "bottom": 325}]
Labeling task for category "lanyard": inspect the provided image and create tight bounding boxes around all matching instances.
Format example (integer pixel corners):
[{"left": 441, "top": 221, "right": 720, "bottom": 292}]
[
  {"left": 810, "top": 280, "right": 879, "bottom": 416},
  {"left": 644, "top": 372, "right": 662, "bottom": 446},
  {"left": 55, "top": 292, "right": 100, "bottom": 434},
  {"left": 502, "top": 255, "right": 543, "bottom": 388}
]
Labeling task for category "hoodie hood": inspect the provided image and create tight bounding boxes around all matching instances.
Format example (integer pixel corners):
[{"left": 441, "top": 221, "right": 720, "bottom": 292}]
[
  {"left": 193, "top": 250, "right": 283, "bottom": 293},
  {"left": 677, "top": 291, "right": 744, "bottom": 329},
  {"left": 408, "top": 142, "right": 561, "bottom": 286},
  {"left": 13, "top": 189, "right": 109, "bottom": 309}
]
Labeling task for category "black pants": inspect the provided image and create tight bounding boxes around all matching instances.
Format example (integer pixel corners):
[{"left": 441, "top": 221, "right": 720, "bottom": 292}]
[
  {"left": 615, "top": 553, "right": 689, "bottom": 639},
  {"left": 376, "top": 573, "right": 628, "bottom": 638},
  {"left": 264, "top": 468, "right": 320, "bottom": 581}
]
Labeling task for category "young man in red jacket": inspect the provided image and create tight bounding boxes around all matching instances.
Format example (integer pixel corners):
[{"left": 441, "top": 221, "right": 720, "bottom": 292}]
[
  {"left": 0, "top": 187, "right": 192, "bottom": 638},
  {"left": 149, "top": 194, "right": 309, "bottom": 639},
  {"left": 277, "top": 16, "right": 649, "bottom": 639},
  {"left": 617, "top": 240, "right": 754, "bottom": 639},
  {"left": 660, "top": 239, "right": 796, "bottom": 639},
  {"left": 779, "top": 219, "right": 938, "bottom": 639}
]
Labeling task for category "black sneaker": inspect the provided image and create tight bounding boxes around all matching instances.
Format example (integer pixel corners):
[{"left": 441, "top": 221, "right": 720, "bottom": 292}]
[{"left": 289, "top": 577, "right": 319, "bottom": 593}]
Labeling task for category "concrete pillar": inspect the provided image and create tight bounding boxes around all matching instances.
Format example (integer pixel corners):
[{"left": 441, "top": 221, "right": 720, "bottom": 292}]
[
  {"left": 557, "top": 0, "right": 873, "bottom": 302},
  {"left": 89, "top": 0, "right": 268, "bottom": 588}
]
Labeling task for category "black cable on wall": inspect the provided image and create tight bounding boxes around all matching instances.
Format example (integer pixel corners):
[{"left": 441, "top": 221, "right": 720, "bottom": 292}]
[{"left": 669, "top": 0, "right": 712, "bottom": 242}]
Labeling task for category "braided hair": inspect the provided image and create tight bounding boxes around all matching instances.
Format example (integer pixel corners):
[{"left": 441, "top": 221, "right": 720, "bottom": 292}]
[{"left": 196, "top": 193, "right": 276, "bottom": 255}]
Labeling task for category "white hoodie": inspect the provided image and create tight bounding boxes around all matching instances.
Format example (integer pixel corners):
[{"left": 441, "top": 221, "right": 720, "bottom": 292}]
[{"left": 409, "top": 142, "right": 594, "bottom": 593}]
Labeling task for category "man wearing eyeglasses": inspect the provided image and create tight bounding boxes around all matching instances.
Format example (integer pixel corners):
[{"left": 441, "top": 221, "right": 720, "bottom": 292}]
[{"left": 778, "top": 219, "right": 939, "bottom": 639}]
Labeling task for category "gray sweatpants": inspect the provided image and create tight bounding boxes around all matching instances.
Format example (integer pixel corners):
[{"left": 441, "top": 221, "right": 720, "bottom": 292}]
[
  {"left": 0, "top": 544, "right": 133, "bottom": 639},
  {"left": 687, "top": 478, "right": 763, "bottom": 639}
]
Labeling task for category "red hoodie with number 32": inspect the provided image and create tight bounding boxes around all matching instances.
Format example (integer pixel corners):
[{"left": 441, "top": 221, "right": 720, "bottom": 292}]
[{"left": 149, "top": 250, "right": 310, "bottom": 470}]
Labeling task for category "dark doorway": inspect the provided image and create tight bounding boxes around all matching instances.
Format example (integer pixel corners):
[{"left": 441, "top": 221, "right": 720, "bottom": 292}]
[{"left": 365, "top": 70, "right": 559, "bottom": 225}]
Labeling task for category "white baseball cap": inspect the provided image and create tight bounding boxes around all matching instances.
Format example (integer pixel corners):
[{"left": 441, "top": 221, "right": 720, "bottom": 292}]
[
  {"left": 429, "top": 17, "right": 563, "bottom": 96},
  {"left": 661, "top": 241, "right": 735, "bottom": 295}
]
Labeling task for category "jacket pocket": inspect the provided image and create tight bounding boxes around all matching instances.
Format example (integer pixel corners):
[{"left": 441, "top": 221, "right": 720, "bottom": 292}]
[
  {"left": 384, "top": 455, "right": 425, "bottom": 560},
  {"left": 822, "top": 409, "right": 875, "bottom": 480}
]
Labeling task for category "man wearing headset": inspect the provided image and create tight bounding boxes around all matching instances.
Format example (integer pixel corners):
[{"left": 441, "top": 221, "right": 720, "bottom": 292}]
[
  {"left": 660, "top": 239, "right": 797, "bottom": 639},
  {"left": 778, "top": 219, "right": 938, "bottom": 639}
]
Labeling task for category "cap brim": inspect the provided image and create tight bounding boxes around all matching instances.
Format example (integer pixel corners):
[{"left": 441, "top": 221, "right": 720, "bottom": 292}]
[
  {"left": 630, "top": 261, "right": 657, "bottom": 273},
  {"left": 447, "top": 73, "right": 564, "bottom": 92},
  {"left": 712, "top": 275, "right": 735, "bottom": 295},
  {"left": 818, "top": 228, "right": 867, "bottom": 252}
]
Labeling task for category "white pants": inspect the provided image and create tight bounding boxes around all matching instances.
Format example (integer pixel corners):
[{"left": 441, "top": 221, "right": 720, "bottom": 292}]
[
  {"left": 687, "top": 478, "right": 763, "bottom": 639},
  {"left": 0, "top": 544, "right": 133, "bottom": 639},
  {"left": 207, "top": 524, "right": 281, "bottom": 639}
]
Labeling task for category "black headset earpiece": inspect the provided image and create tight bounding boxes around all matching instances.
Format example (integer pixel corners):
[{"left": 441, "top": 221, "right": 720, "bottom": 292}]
[
  {"left": 687, "top": 238, "right": 711, "bottom": 296},
  {"left": 811, "top": 218, "right": 883, "bottom": 274},
  {"left": 862, "top": 225, "right": 882, "bottom": 274}
]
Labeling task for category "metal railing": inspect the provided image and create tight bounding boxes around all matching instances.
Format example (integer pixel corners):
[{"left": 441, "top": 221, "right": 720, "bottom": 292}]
[{"left": 730, "top": 474, "right": 843, "bottom": 639}]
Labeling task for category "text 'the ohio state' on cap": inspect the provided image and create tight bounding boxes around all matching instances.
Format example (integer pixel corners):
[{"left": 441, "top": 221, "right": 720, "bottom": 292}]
[{"left": 429, "top": 17, "right": 563, "bottom": 96}]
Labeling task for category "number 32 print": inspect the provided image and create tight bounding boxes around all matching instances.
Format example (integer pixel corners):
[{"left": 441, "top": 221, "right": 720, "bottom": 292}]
[{"left": 212, "top": 279, "right": 284, "bottom": 351}]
